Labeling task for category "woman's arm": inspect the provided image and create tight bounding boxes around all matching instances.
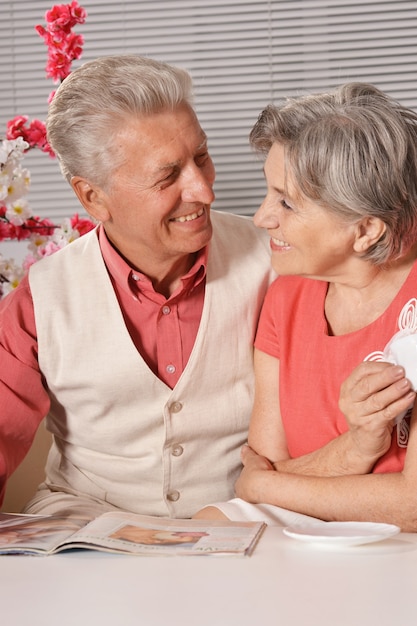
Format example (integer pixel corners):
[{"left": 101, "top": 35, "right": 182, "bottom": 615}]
[
  {"left": 247, "top": 349, "right": 290, "bottom": 462},
  {"left": 236, "top": 407, "right": 417, "bottom": 531},
  {"left": 248, "top": 350, "right": 415, "bottom": 477}
]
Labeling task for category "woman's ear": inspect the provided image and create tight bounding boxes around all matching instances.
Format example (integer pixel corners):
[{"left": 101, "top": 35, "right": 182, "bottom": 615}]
[
  {"left": 353, "top": 216, "right": 386, "bottom": 254},
  {"left": 70, "top": 176, "right": 111, "bottom": 223}
]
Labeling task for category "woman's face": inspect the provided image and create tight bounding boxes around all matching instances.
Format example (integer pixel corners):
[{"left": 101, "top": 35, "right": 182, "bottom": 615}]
[{"left": 254, "top": 142, "right": 358, "bottom": 280}]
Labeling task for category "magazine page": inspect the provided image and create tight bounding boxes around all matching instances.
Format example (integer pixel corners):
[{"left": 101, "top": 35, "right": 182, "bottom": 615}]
[
  {"left": 56, "top": 511, "right": 266, "bottom": 556},
  {"left": 0, "top": 513, "right": 88, "bottom": 555}
]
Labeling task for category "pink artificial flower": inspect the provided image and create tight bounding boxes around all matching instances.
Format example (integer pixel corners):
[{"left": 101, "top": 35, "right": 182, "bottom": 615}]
[
  {"left": 6, "top": 117, "right": 55, "bottom": 157},
  {"left": 48, "top": 90, "right": 57, "bottom": 104},
  {"left": 6, "top": 116, "right": 30, "bottom": 147},
  {"left": 44, "top": 142, "right": 55, "bottom": 158},
  {"left": 34, "top": 25, "right": 53, "bottom": 44},
  {"left": 42, "top": 240, "right": 63, "bottom": 257},
  {"left": 0, "top": 208, "right": 57, "bottom": 241},
  {"left": 3, "top": 223, "right": 32, "bottom": 241},
  {"left": 45, "top": 5, "right": 72, "bottom": 32},
  {"left": 6, "top": 115, "right": 28, "bottom": 137},
  {"left": 45, "top": 2, "right": 86, "bottom": 32},
  {"left": 68, "top": 0, "right": 87, "bottom": 24},
  {"left": 0, "top": 4, "right": 90, "bottom": 295},
  {"left": 46, "top": 51, "right": 73, "bottom": 81},
  {"left": 0, "top": 220, "right": 13, "bottom": 241},
  {"left": 36, "top": 2, "right": 87, "bottom": 83},
  {"left": 22, "top": 254, "right": 38, "bottom": 272},
  {"left": 26, "top": 119, "right": 48, "bottom": 149},
  {"left": 24, "top": 217, "right": 56, "bottom": 236},
  {"left": 70, "top": 213, "right": 95, "bottom": 236},
  {"left": 65, "top": 32, "right": 84, "bottom": 60},
  {"left": 17, "top": 227, "right": 33, "bottom": 241}
]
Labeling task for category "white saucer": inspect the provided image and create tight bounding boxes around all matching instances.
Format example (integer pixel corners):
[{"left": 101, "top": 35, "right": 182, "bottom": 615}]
[{"left": 283, "top": 521, "right": 400, "bottom": 546}]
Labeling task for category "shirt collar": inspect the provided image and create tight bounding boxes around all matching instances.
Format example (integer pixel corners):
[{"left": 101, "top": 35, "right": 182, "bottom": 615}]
[{"left": 98, "top": 224, "right": 207, "bottom": 300}]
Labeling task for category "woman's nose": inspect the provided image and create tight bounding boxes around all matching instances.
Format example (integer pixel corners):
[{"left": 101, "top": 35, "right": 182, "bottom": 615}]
[{"left": 253, "top": 198, "right": 279, "bottom": 229}]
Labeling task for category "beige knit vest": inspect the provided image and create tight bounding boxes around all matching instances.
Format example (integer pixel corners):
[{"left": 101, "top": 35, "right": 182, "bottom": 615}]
[{"left": 29, "top": 211, "right": 271, "bottom": 517}]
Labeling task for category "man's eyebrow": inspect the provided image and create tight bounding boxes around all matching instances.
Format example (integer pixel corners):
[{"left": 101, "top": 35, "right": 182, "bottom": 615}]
[
  {"left": 157, "top": 161, "right": 180, "bottom": 173},
  {"left": 156, "top": 135, "right": 209, "bottom": 173}
]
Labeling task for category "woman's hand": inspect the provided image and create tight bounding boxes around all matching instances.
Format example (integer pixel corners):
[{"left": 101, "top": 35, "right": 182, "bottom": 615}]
[{"left": 339, "top": 361, "right": 415, "bottom": 463}]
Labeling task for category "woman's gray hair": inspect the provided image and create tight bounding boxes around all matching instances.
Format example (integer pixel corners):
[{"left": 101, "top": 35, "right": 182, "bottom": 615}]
[
  {"left": 47, "top": 55, "right": 194, "bottom": 187},
  {"left": 250, "top": 83, "right": 417, "bottom": 264}
]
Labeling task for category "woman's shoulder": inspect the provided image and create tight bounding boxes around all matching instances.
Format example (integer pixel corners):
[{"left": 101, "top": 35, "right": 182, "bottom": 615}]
[{"left": 261, "top": 276, "right": 328, "bottom": 326}]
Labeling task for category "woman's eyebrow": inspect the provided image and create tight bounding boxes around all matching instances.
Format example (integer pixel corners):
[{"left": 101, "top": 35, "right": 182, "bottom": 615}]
[{"left": 262, "top": 166, "right": 299, "bottom": 204}]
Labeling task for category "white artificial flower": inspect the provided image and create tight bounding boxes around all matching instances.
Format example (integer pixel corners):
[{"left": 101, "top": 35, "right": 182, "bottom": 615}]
[
  {"left": 52, "top": 218, "right": 80, "bottom": 246},
  {"left": 0, "top": 138, "right": 31, "bottom": 205},
  {"left": 0, "top": 137, "right": 94, "bottom": 300},
  {"left": 27, "top": 232, "right": 50, "bottom": 254},
  {"left": 0, "top": 138, "right": 29, "bottom": 168},
  {"left": 6, "top": 198, "right": 32, "bottom": 225},
  {"left": 0, "top": 254, "right": 25, "bottom": 295},
  {"left": 0, "top": 172, "right": 10, "bottom": 201},
  {"left": 5, "top": 166, "right": 30, "bottom": 203}
]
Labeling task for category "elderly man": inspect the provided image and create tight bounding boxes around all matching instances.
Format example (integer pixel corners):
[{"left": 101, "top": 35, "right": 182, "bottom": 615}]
[{"left": 0, "top": 55, "right": 272, "bottom": 519}]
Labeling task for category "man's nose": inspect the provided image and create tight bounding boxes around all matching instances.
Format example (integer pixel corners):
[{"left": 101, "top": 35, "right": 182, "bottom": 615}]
[{"left": 181, "top": 166, "right": 215, "bottom": 204}]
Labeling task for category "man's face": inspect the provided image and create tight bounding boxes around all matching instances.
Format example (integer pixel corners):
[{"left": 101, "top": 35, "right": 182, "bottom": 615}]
[{"left": 94, "top": 103, "right": 215, "bottom": 274}]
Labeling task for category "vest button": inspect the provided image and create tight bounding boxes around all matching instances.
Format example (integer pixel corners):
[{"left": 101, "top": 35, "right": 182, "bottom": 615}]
[
  {"left": 167, "top": 490, "right": 180, "bottom": 502},
  {"left": 171, "top": 444, "right": 184, "bottom": 457},
  {"left": 170, "top": 401, "right": 183, "bottom": 413},
  {"left": 166, "top": 364, "right": 176, "bottom": 374}
]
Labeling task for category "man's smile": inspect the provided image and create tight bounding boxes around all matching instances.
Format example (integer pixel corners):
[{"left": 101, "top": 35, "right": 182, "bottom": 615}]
[{"left": 171, "top": 207, "right": 205, "bottom": 223}]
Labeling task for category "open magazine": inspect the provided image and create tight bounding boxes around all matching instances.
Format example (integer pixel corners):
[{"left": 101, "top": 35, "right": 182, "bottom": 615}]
[{"left": 0, "top": 511, "right": 265, "bottom": 557}]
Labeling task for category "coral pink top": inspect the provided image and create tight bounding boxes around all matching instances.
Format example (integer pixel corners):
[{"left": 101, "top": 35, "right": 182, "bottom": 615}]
[{"left": 255, "top": 264, "right": 417, "bottom": 473}]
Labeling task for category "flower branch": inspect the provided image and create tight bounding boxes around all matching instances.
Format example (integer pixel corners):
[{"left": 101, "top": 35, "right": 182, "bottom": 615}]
[{"left": 0, "top": 2, "right": 91, "bottom": 300}]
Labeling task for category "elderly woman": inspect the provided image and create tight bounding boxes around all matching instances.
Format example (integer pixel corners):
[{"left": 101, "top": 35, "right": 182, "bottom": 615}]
[{"left": 196, "top": 83, "right": 417, "bottom": 531}]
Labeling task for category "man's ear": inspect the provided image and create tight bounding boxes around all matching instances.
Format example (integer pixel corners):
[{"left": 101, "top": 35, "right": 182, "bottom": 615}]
[
  {"left": 70, "top": 176, "right": 111, "bottom": 223},
  {"left": 353, "top": 216, "right": 386, "bottom": 254}
]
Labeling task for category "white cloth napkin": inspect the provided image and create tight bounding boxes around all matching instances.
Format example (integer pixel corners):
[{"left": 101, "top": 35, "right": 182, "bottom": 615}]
[{"left": 209, "top": 498, "right": 326, "bottom": 527}]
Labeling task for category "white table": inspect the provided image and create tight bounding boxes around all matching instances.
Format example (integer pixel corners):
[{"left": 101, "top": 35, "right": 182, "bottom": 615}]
[{"left": 1, "top": 525, "right": 416, "bottom": 626}]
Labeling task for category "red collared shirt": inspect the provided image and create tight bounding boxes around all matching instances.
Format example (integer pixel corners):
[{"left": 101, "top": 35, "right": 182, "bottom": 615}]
[
  {"left": 98, "top": 226, "right": 207, "bottom": 386},
  {"left": 1, "top": 226, "right": 207, "bottom": 390},
  {"left": 0, "top": 227, "right": 207, "bottom": 491},
  {"left": 0, "top": 224, "right": 208, "bottom": 434}
]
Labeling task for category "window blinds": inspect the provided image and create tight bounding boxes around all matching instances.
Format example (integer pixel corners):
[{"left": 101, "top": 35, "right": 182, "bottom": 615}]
[{"left": 1, "top": 0, "right": 417, "bottom": 223}]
